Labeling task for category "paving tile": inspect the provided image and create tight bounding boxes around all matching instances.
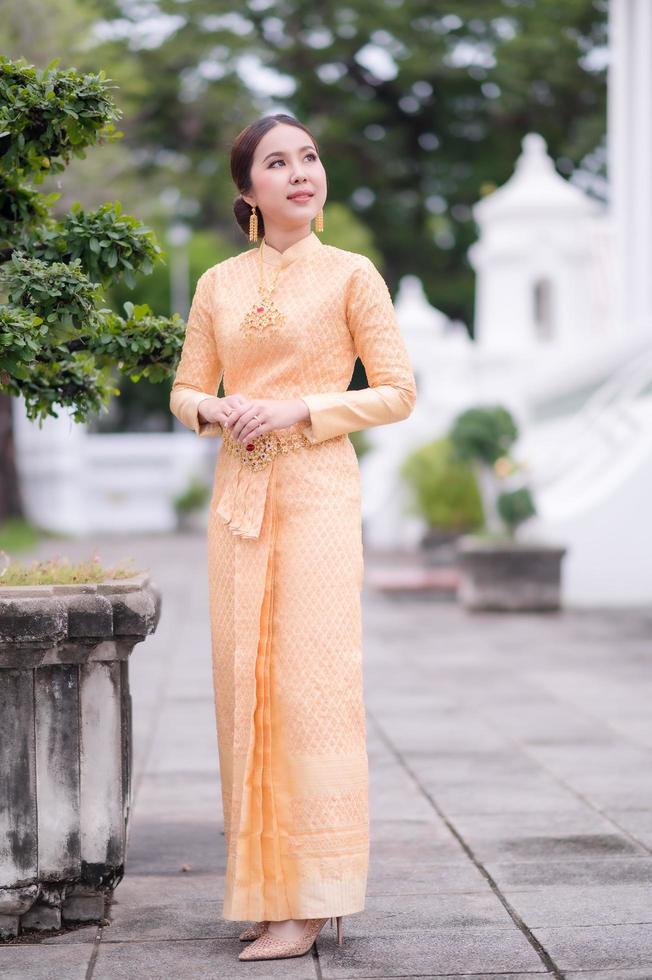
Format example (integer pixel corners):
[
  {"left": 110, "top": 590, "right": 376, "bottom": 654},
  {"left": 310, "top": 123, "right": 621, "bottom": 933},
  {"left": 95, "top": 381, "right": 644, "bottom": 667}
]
[
  {"left": 133, "top": 769, "right": 222, "bottom": 810},
  {"left": 92, "top": 937, "right": 318, "bottom": 979},
  {"left": 504, "top": 883, "right": 652, "bottom": 928},
  {"left": 532, "top": 923, "right": 652, "bottom": 971},
  {"left": 316, "top": 928, "right": 545, "bottom": 977},
  {"left": 97, "top": 873, "right": 228, "bottom": 942},
  {"left": 447, "top": 809, "right": 647, "bottom": 863},
  {"left": 565, "top": 972, "right": 652, "bottom": 980},
  {"left": 369, "top": 826, "right": 466, "bottom": 865},
  {"left": 465, "top": 704, "right": 618, "bottom": 746},
  {"left": 401, "top": 747, "right": 548, "bottom": 779},
  {"left": 343, "top": 893, "right": 515, "bottom": 934},
  {"left": 0, "top": 943, "right": 93, "bottom": 979},
  {"left": 369, "top": 767, "right": 437, "bottom": 821},
  {"left": 369, "top": 817, "right": 446, "bottom": 842},
  {"left": 369, "top": 714, "right": 510, "bottom": 754},
  {"left": 366, "top": 861, "right": 491, "bottom": 897},
  {"left": 521, "top": 742, "right": 652, "bottom": 778},
  {"left": 122, "top": 815, "right": 226, "bottom": 876},
  {"left": 606, "top": 808, "right": 652, "bottom": 849},
  {"left": 414, "top": 771, "right": 587, "bottom": 815},
  {"left": 485, "top": 857, "right": 652, "bottom": 890}
]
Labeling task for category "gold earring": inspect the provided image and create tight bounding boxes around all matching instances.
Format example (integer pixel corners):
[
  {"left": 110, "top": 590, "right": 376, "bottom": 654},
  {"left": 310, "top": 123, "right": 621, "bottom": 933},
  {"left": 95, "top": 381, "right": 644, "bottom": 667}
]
[
  {"left": 314, "top": 208, "right": 324, "bottom": 233},
  {"left": 248, "top": 204, "right": 258, "bottom": 242}
]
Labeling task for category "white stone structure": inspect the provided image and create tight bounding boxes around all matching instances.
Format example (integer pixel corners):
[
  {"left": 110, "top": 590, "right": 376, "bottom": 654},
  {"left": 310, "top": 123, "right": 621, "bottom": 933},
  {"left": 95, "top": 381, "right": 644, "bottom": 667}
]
[
  {"left": 470, "top": 132, "right": 610, "bottom": 355},
  {"left": 608, "top": 0, "right": 652, "bottom": 337},
  {"left": 12, "top": 399, "right": 214, "bottom": 536},
  {"left": 510, "top": 0, "right": 652, "bottom": 605}
]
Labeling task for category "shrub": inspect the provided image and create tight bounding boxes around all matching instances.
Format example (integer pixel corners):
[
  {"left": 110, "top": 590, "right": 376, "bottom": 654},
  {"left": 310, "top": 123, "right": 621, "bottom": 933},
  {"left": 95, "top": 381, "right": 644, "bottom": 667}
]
[
  {"left": 0, "top": 551, "right": 142, "bottom": 585},
  {"left": 400, "top": 436, "right": 484, "bottom": 532},
  {"left": 448, "top": 403, "right": 537, "bottom": 538},
  {"left": 173, "top": 476, "right": 211, "bottom": 515},
  {"left": 0, "top": 55, "right": 184, "bottom": 426}
]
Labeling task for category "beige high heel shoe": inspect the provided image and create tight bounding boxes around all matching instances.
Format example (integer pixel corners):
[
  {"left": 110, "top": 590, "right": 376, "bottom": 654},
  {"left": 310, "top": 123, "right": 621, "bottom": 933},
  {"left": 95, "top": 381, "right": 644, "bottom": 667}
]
[
  {"left": 239, "top": 920, "right": 268, "bottom": 941},
  {"left": 330, "top": 914, "right": 344, "bottom": 946},
  {"left": 237, "top": 915, "right": 343, "bottom": 960}
]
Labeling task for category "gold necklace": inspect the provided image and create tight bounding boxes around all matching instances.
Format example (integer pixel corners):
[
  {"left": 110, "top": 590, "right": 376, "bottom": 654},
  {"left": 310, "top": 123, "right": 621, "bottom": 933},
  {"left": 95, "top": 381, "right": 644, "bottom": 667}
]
[{"left": 239, "top": 238, "right": 286, "bottom": 336}]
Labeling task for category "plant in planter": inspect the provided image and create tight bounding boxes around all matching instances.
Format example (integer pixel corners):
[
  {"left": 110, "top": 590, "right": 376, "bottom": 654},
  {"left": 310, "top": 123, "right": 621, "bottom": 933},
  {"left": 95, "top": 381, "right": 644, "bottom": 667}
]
[
  {"left": 400, "top": 435, "right": 484, "bottom": 565},
  {"left": 0, "top": 57, "right": 186, "bottom": 939},
  {"left": 173, "top": 474, "right": 212, "bottom": 532},
  {"left": 447, "top": 404, "right": 567, "bottom": 611}
]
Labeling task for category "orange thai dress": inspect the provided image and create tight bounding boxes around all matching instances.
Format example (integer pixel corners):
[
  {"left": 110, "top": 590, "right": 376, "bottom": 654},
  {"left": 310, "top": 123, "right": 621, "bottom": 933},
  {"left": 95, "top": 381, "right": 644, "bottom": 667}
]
[{"left": 169, "top": 230, "right": 417, "bottom": 921}]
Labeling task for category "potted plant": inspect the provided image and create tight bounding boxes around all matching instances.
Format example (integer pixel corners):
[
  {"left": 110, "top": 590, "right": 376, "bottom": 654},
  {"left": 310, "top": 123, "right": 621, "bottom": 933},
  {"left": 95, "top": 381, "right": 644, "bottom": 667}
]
[
  {"left": 0, "top": 57, "right": 182, "bottom": 938},
  {"left": 173, "top": 474, "right": 212, "bottom": 532},
  {"left": 400, "top": 435, "right": 485, "bottom": 566},
  {"left": 448, "top": 404, "right": 567, "bottom": 611}
]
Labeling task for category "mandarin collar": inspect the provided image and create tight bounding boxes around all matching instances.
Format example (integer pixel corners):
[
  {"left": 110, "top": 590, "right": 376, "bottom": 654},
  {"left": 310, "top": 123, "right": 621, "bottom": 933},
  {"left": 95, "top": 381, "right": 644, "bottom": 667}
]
[{"left": 258, "top": 230, "right": 322, "bottom": 269}]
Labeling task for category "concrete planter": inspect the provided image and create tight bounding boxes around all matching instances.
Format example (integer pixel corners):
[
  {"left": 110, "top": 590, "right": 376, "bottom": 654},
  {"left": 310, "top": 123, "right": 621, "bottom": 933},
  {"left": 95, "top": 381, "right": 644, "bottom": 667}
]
[
  {"left": 419, "top": 528, "right": 464, "bottom": 567},
  {"left": 456, "top": 535, "right": 567, "bottom": 611},
  {"left": 0, "top": 572, "right": 162, "bottom": 940}
]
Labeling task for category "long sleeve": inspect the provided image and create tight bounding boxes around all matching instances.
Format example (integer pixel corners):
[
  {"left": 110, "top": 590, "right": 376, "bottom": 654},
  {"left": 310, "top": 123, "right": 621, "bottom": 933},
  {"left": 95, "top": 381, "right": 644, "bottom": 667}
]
[
  {"left": 169, "top": 269, "right": 224, "bottom": 437},
  {"left": 299, "top": 256, "right": 417, "bottom": 444}
]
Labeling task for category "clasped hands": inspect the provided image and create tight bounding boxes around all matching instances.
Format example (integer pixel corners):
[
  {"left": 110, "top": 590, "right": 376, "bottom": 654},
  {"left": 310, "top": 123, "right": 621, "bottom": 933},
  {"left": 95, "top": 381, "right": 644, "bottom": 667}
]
[{"left": 198, "top": 393, "right": 310, "bottom": 443}]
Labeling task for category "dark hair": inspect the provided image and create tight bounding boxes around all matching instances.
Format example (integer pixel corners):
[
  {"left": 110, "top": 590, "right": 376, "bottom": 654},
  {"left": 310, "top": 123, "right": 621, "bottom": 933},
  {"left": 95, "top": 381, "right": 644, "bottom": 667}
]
[{"left": 230, "top": 113, "right": 320, "bottom": 239}]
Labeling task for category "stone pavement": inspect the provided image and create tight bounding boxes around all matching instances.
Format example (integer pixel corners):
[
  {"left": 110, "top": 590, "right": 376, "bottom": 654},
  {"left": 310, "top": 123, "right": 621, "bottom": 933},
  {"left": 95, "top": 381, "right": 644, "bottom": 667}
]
[{"left": 1, "top": 530, "right": 652, "bottom": 979}]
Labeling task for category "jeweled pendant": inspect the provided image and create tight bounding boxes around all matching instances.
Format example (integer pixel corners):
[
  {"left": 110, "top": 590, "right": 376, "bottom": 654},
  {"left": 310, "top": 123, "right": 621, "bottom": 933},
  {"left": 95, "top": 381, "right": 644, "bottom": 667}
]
[{"left": 240, "top": 298, "right": 285, "bottom": 336}]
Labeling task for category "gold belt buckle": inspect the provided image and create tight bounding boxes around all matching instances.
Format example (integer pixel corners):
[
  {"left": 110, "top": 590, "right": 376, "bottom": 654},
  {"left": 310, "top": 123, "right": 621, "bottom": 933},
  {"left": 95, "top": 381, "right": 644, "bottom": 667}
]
[{"left": 221, "top": 428, "right": 310, "bottom": 471}]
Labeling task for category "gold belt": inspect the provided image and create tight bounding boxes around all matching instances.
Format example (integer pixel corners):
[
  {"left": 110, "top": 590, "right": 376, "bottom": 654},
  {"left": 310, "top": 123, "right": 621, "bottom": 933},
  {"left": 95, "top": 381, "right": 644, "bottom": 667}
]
[{"left": 220, "top": 426, "right": 313, "bottom": 471}]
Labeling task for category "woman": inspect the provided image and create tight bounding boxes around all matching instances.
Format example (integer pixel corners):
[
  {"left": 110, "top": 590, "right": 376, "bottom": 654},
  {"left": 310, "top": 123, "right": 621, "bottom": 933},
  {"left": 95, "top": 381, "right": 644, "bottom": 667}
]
[{"left": 169, "top": 113, "right": 417, "bottom": 962}]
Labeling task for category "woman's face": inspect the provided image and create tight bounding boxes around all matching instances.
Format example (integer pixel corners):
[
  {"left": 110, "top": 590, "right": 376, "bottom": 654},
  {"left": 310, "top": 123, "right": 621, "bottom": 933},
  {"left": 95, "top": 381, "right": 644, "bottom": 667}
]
[{"left": 242, "top": 123, "right": 327, "bottom": 232}]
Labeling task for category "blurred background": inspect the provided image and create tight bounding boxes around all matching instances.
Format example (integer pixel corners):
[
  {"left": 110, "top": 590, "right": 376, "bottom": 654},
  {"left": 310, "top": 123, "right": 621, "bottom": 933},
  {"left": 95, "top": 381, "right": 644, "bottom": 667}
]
[{"left": 3, "top": 0, "right": 651, "bottom": 606}]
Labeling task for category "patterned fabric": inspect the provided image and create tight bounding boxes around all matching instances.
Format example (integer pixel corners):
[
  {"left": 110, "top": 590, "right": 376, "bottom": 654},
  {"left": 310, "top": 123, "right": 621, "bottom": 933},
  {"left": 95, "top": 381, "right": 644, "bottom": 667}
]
[{"left": 169, "top": 230, "right": 417, "bottom": 920}]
